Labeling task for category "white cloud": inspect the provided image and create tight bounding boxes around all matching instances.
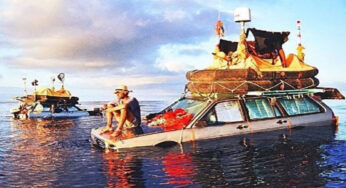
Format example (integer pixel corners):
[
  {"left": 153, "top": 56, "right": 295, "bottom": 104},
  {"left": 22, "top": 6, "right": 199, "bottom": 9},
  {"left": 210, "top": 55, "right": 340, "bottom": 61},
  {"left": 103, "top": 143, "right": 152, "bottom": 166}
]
[
  {"left": 163, "top": 10, "right": 187, "bottom": 22},
  {"left": 135, "top": 19, "right": 151, "bottom": 27},
  {"left": 0, "top": 0, "right": 217, "bottom": 74},
  {"left": 8, "top": 57, "right": 112, "bottom": 71},
  {"left": 0, "top": 0, "right": 138, "bottom": 68},
  {"left": 155, "top": 38, "right": 216, "bottom": 72},
  {"left": 68, "top": 74, "right": 179, "bottom": 89}
]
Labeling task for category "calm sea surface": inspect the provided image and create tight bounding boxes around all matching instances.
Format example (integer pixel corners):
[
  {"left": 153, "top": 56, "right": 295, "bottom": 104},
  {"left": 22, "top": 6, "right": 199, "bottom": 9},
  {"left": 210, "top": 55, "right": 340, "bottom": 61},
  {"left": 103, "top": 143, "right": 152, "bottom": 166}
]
[{"left": 0, "top": 100, "right": 345, "bottom": 187}]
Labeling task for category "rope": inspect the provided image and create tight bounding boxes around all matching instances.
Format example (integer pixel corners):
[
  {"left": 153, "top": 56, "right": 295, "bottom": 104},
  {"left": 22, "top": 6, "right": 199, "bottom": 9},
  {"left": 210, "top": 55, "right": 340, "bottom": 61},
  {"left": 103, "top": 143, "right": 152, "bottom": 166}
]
[
  {"left": 280, "top": 79, "right": 296, "bottom": 89},
  {"left": 302, "top": 77, "right": 316, "bottom": 89},
  {"left": 189, "top": 81, "right": 204, "bottom": 97},
  {"left": 212, "top": 80, "right": 272, "bottom": 94},
  {"left": 245, "top": 81, "right": 268, "bottom": 91},
  {"left": 186, "top": 70, "right": 198, "bottom": 82},
  {"left": 179, "top": 126, "right": 184, "bottom": 145},
  {"left": 208, "top": 82, "right": 215, "bottom": 100},
  {"left": 266, "top": 80, "right": 285, "bottom": 91},
  {"left": 214, "top": 81, "right": 238, "bottom": 93},
  {"left": 231, "top": 80, "right": 249, "bottom": 92}
]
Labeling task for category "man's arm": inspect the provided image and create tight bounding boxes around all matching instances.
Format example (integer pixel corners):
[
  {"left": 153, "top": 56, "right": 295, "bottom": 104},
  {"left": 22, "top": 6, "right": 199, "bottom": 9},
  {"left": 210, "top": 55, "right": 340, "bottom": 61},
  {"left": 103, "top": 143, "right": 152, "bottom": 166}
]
[{"left": 106, "top": 103, "right": 126, "bottom": 113}]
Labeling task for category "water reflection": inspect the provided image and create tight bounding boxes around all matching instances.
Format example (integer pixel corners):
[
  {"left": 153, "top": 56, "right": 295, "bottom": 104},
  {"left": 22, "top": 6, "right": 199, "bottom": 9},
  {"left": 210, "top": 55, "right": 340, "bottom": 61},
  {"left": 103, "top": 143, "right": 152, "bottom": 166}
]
[
  {"left": 162, "top": 153, "right": 195, "bottom": 186},
  {"left": 102, "top": 151, "right": 144, "bottom": 188},
  {"left": 185, "top": 125, "right": 335, "bottom": 187},
  {"left": 0, "top": 99, "right": 343, "bottom": 187},
  {"left": 4, "top": 119, "right": 76, "bottom": 187},
  {"left": 99, "top": 125, "right": 335, "bottom": 187}
]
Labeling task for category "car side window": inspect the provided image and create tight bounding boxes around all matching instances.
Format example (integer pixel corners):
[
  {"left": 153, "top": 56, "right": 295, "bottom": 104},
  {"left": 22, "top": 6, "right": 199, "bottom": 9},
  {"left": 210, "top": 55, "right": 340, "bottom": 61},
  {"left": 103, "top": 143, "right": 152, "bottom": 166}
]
[
  {"left": 203, "top": 108, "right": 217, "bottom": 125},
  {"left": 278, "top": 96, "right": 322, "bottom": 116},
  {"left": 202, "top": 101, "right": 244, "bottom": 125},
  {"left": 245, "top": 98, "right": 275, "bottom": 120}
]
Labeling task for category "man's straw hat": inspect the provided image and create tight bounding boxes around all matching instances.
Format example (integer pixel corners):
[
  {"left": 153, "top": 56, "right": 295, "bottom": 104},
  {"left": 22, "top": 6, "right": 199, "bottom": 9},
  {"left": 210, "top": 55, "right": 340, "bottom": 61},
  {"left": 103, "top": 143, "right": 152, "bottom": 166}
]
[{"left": 114, "top": 85, "right": 132, "bottom": 93}]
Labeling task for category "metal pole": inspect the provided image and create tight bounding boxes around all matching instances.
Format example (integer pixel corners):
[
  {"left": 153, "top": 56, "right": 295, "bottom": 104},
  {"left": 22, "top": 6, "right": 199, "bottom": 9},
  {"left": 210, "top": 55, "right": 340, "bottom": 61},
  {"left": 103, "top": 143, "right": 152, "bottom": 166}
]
[
  {"left": 22, "top": 78, "right": 27, "bottom": 95},
  {"left": 297, "top": 20, "right": 302, "bottom": 46}
]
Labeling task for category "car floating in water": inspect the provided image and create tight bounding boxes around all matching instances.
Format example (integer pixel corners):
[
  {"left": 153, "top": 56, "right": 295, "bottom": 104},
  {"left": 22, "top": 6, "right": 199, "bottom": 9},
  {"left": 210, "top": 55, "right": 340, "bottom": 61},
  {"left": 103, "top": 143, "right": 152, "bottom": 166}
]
[
  {"left": 91, "top": 7, "right": 344, "bottom": 150},
  {"left": 91, "top": 88, "right": 343, "bottom": 150},
  {"left": 10, "top": 73, "right": 93, "bottom": 120}
]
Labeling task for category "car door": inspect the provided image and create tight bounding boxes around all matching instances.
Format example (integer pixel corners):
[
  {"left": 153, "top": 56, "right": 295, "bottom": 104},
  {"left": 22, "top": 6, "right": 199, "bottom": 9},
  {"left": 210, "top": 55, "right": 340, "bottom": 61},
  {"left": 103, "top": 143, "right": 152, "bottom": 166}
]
[{"left": 187, "top": 99, "right": 249, "bottom": 141}]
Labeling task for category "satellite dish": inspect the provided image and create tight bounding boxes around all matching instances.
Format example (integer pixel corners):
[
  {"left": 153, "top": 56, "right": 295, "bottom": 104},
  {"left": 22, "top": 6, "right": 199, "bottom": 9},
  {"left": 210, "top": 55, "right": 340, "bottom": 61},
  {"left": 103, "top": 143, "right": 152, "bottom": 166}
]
[
  {"left": 57, "top": 73, "right": 65, "bottom": 82},
  {"left": 234, "top": 7, "right": 251, "bottom": 23},
  {"left": 31, "top": 79, "right": 38, "bottom": 86}
]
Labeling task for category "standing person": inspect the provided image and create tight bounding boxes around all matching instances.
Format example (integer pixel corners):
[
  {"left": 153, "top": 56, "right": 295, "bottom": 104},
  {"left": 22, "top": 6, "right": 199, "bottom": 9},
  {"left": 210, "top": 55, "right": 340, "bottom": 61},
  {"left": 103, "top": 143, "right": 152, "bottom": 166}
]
[{"left": 102, "top": 85, "right": 143, "bottom": 138}]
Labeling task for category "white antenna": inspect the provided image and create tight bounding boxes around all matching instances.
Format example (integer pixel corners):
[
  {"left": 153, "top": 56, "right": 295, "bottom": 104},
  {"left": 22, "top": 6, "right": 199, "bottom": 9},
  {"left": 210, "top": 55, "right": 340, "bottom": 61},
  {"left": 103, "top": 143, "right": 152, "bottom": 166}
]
[
  {"left": 218, "top": 0, "right": 221, "bottom": 20},
  {"left": 22, "top": 77, "right": 27, "bottom": 95},
  {"left": 296, "top": 20, "right": 305, "bottom": 61},
  {"left": 297, "top": 20, "right": 302, "bottom": 46},
  {"left": 51, "top": 76, "right": 56, "bottom": 90}
]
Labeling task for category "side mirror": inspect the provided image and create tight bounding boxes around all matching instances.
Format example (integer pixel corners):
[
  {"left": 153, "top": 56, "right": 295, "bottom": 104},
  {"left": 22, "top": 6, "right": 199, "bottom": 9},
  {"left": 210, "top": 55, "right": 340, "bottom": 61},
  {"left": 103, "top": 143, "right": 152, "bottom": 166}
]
[{"left": 195, "top": 120, "right": 207, "bottom": 128}]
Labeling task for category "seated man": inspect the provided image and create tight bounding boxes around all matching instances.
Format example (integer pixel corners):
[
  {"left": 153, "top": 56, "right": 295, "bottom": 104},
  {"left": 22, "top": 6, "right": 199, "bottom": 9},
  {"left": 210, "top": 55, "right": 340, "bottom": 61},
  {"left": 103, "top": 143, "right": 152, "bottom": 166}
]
[{"left": 102, "top": 85, "right": 143, "bottom": 138}]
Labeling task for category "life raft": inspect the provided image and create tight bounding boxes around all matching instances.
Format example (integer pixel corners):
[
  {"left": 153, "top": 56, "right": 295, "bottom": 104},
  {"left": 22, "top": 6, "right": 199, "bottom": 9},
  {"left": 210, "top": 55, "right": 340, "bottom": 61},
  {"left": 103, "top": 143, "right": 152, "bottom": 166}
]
[
  {"left": 186, "top": 77, "right": 319, "bottom": 94},
  {"left": 186, "top": 68, "right": 318, "bottom": 82}
]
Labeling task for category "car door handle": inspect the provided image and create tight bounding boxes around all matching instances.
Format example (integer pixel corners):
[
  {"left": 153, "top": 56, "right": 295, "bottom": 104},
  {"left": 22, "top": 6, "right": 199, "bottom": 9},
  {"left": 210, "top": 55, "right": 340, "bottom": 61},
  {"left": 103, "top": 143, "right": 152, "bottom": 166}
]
[
  {"left": 277, "top": 120, "right": 287, "bottom": 124},
  {"left": 237, "top": 125, "right": 248, "bottom": 129}
]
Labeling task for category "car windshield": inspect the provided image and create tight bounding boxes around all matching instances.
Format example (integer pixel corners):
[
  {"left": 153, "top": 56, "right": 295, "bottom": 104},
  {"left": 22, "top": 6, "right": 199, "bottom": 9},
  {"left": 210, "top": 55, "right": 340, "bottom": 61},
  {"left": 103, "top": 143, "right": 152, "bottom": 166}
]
[{"left": 168, "top": 98, "right": 209, "bottom": 115}]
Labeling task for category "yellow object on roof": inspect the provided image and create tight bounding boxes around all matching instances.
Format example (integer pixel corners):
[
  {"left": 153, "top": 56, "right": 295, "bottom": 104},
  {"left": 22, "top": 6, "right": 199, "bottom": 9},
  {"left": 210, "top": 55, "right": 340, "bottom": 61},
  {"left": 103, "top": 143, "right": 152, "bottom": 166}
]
[
  {"left": 34, "top": 87, "right": 71, "bottom": 97},
  {"left": 34, "top": 88, "right": 53, "bottom": 96},
  {"left": 254, "top": 54, "right": 315, "bottom": 72},
  {"left": 208, "top": 52, "right": 315, "bottom": 73}
]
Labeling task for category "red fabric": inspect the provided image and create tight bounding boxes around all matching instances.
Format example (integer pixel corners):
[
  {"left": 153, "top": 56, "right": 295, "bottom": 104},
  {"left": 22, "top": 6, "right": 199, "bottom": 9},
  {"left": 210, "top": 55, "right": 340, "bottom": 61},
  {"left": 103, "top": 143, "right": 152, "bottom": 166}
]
[
  {"left": 151, "top": 108, "right": 194, "bottom": 131},
  {"left": 215, "top": 20, "right": 224, "bottom": 37}
]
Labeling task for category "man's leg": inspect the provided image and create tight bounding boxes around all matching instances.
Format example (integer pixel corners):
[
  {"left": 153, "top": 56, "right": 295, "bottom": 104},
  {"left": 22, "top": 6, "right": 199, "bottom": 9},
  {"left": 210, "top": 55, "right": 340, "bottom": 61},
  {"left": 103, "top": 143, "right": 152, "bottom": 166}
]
[
  {"left": 102, "top": 104, "right": 115, "bottom": 132},
  {"left": 111, "top": 108, "right": 136, "bottom": 137},
  {"left": 113, "top": 111, "right": 121, "bottom": 124},
  {"left": 113, "top": 109, "right": 135, "bottom": 127}
]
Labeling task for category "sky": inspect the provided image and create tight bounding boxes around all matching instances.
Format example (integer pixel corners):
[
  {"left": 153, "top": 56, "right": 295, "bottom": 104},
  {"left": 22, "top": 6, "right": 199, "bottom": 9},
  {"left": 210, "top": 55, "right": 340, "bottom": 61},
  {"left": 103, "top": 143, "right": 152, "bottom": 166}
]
[{"left": 0, "top": 0, "right": 345, "bottom": 102}]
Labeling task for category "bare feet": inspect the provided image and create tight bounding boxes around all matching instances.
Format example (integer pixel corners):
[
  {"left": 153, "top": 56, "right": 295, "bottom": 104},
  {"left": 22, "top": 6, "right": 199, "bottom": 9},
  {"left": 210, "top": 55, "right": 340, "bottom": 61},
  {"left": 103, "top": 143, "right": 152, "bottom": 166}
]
[
  {"left": 100, "top": 126, "right": 113, "bottom": 134},
  {"left": 110, "top": 130, "right": 122, "bottom": 137}
]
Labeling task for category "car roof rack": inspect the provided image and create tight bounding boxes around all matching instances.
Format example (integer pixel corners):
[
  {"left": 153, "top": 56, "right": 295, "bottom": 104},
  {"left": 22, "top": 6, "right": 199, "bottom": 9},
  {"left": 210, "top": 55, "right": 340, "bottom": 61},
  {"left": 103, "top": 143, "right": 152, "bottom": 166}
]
[
  {"left": 246, "top": 88, "right": 324, "bottom": 96},
  {"left": 246, "top": 87, "right": 345, "bottom": 100}
]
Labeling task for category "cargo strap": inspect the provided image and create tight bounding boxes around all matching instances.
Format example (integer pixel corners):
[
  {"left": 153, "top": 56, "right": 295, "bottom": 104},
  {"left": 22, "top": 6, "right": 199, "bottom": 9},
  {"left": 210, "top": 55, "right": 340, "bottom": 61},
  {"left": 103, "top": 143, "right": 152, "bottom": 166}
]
[{"left": 302, "top": 77, "right": 316, "bottom": 89}]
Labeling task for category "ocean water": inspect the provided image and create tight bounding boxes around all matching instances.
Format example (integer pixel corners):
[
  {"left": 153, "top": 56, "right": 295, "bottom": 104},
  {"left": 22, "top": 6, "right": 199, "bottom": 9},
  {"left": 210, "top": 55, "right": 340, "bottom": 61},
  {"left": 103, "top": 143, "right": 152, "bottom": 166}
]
[{"left": 0, "top": 100, "right": 345, "bottom": 187}]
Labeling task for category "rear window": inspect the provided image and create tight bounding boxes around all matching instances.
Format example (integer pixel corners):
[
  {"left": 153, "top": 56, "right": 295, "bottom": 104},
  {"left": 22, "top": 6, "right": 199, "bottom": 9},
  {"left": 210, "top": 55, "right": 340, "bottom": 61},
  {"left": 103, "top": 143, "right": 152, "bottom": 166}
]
[
  {"left": 278, "top": 97, "right": 322, "bottom": 116},
  {"left": 245, "top": 98, "right": 275, "bottom": 120}
]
